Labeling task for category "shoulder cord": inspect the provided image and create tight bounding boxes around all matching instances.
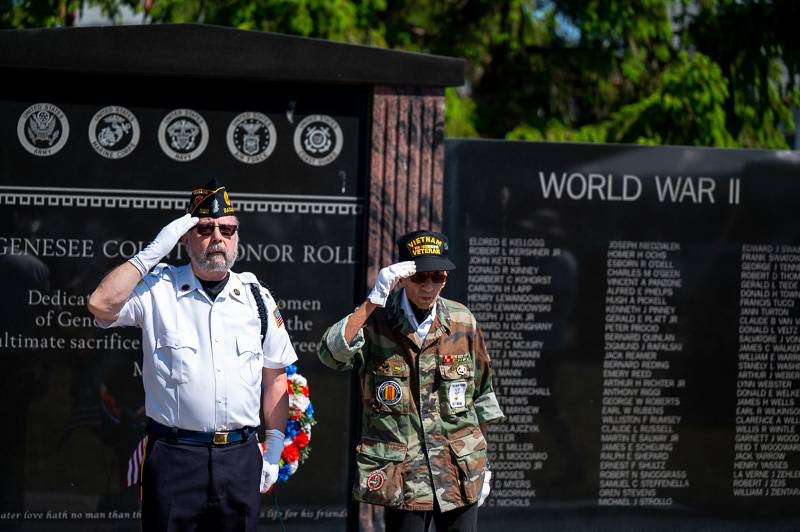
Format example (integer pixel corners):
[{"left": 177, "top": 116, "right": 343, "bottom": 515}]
[{"left": 248, "top": 283, "right": 268, "bottom": 343}]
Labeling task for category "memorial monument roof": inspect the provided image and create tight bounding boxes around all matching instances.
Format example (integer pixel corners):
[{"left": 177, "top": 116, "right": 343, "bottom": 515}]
[{"left": 0, "top": 23, "right": 465, "bottom": 87}]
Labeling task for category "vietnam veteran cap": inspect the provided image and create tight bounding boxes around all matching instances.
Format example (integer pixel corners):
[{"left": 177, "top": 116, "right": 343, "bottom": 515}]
[
  {"left": 397, "top": 230, "right": 456, "bottom": 272},
  {"left": 187, "top": 177, "right": 235, "bottom": 217}
]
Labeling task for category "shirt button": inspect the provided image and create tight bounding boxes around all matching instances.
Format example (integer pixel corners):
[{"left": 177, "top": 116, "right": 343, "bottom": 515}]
[
  {"left": 214, "top": 338, "right": 221, "bottom": 343},
  {"left": 216, "top": 368, "right": 222, "bottom": 373}
]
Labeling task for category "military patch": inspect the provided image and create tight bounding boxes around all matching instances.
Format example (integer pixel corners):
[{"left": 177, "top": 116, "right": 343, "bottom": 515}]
[
  {"left": 366, "top": 470, "right": 386, "bottom": 491},
  {"left": 456, "top": 364, "right": 468, "bottom": 376},
  {"left": 273, "top": 306, "right": 284, "bottom": 328},
  {"left": 377, "top": 380, "right": 403, "bottom": 406},
  {"left": 448, "top": 381, "right": 467, "bottom": 409}
]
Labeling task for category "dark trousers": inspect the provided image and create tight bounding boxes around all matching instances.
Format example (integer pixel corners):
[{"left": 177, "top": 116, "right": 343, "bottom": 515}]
[
  {"left": 385, "top": 502, "right": 478, "bottom": 532},
  {"left": 141, "top": 434, "right": 262, "bottom": 532}
]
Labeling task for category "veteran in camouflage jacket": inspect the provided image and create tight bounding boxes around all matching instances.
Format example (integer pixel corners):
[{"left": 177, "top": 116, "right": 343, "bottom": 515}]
[{"left": 318, "top": 277, "right": 505, "bottom": 513}]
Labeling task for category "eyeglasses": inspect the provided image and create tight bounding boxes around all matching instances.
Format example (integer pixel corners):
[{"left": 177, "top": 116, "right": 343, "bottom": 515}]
[
  {"left": 195, "top": 224, "right": 238, "bottom": 238},
  {"left": 409, "top": 271, "right": 447, "bottom": 284}
]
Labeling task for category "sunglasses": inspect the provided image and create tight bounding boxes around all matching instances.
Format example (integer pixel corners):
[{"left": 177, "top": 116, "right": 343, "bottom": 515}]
[
  {"left": 195, "top": 224, "right": 238, "bottom": 238},
  {"left": 409, "top": 271, "right": 447, "bottom": 284}
]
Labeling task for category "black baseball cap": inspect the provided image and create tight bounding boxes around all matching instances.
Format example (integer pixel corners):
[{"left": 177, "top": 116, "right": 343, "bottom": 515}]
[{"left": 397, "top": 230, "right": 456, "bottom": 272}]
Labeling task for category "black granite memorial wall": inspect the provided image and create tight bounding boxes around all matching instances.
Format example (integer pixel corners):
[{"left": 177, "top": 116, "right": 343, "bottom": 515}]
[
  {"left": 444, "top": 139, "right": 800, "bottom": 531},
  {"left": 0, "top": 24, "right": 463, "bottom": 531}
]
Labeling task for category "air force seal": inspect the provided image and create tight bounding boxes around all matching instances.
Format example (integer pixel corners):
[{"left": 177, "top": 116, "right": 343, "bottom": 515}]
[
  {"left": 158, "top": 109, "right": 209, "bottom": 162},
  {"left": 293, "top": 114, "right": 343, "bottom": 166},
  {"left": 227, "top": 111, "right": 277, "bottom": 164},
  {"left": 17, "top": 103, "right": 69, "bottom": 157},
  {"left": 89, "top": 106, "right": 140, "bottom": 159}
]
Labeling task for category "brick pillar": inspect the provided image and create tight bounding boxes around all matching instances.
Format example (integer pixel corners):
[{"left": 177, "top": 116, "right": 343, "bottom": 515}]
[{"left": 367, "top": 85, "right": 446, "bottom": 286}]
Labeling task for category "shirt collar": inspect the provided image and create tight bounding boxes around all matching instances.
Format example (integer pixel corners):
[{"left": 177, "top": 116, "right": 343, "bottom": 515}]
[
  {"left": 387, "top": 289, "right": 451, "bottom": 332},
  {"left": 400, "top": 290, "right": 436, "bottom": 332},
  {"left": 174, "top": 265, "right": 247, "bottom": 304},
  {"left": 175, "top": 264, "right": 201, "bottom": 298},
  {"left": 225, "top": 272, "right": 249, "bottom": 304}
]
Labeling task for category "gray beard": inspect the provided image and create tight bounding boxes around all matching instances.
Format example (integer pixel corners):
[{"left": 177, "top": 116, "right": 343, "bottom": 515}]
[{"left": 188, "top": 242, "right": 237, "bottom": 273}]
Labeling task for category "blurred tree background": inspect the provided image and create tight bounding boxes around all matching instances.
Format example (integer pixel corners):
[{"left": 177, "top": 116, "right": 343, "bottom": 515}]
[{"left": 3, "top": 0, "right": 798, "bottom": 149}]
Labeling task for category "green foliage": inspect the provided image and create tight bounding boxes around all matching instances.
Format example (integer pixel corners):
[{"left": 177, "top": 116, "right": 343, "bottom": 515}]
[
  {"left": 445, "top": 87, "right": 479, "bottom": 139},
  {"left": 2, "top": 0, "right": 798, "bottom": 149}
]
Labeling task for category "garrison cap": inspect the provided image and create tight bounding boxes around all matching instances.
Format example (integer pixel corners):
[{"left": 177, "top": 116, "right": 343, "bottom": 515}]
[{"left": 187, "top": 177, "right": 235, "bottom": 218}]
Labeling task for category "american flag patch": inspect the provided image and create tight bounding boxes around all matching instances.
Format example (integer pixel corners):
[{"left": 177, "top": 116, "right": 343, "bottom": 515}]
[{"left": 273, "top": 306, "right": 284, "bottom": 328}]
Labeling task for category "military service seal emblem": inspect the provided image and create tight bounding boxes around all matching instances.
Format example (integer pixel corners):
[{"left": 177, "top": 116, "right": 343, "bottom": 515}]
[
  {"left": 226, "top": 111, "right": 277, "bottom": 164},
  {"left": 17, "top": 103, "right": 70, "bottom": 157},
  {"left": 158, "top": 108, "right": 209, "bottom": 162},
  {"left": 293, "top": 114, "right": 343, "bottom": 166},
  {"left": 89, "top": 106, "right": 140, "bottom": 159}
]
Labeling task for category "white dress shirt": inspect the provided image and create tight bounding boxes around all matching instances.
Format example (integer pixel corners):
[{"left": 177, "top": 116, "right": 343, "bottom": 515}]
[
  {"left": 97, "top": 263, "right": 297, "bottom": 431},
  {"left": 400, "top": 289, "right": 437, "bottom": 343}
]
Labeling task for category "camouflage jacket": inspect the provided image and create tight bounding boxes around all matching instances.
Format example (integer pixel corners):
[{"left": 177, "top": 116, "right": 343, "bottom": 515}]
[{"left": 318, "top": 290, "right": 505, "bottom": 511}]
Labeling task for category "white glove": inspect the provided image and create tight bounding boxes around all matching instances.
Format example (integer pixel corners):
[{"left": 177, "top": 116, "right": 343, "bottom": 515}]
[
  {"left": 368, "top": 261, "right": 416, "bottom": 307},
  {"left": 260, "top": 429, "right": 284, "bottom": 493},
  {"left": 128, "top": 213, "right": 198, "bottom": 277},
  {"left": 478, "top": 470, "right": 491, "bottom": 507}
]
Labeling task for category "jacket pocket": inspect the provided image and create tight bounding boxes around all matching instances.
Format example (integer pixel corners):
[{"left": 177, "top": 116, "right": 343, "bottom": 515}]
[
  {"left": 237, "top": 336, "right": 264, "bottom": 386},
  {"left": 353, "top": 438, "right": 407, "bottom": 507},
  {"left": 369, "top": 355, "right": 410, "bottom": 415},
  {"left": 448, "top": 427, "right": 487, "bottom": 503},
  {"left": 154, "top": 330, "right": 198, "bottom": 384},
  {"left": 438, "top": 362, "right": 474, "bottom": 416}
]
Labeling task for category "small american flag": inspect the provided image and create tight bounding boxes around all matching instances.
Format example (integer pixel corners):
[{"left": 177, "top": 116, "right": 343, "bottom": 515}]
[{"left": 125, "top": 437, "right": 146, "bottom": 488}]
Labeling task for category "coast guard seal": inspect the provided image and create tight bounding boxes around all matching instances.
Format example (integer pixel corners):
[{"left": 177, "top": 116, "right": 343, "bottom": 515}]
[{"left": 293, "top": 114, "right": 342, "bottom": 167}]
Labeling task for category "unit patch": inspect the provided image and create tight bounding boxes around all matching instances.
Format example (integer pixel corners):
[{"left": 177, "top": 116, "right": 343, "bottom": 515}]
[
  {"left": 366, "top": 470, "right": 386, "bottom": 491},
  {"left": 448, "top": 381, "right": 467, "bottom": 409},
  {"left": 377, "top": 380, "right": 403, "bottom": 406}
]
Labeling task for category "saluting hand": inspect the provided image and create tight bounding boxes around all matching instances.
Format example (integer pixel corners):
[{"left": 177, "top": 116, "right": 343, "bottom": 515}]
[
  {"left": 129, "top": 213, "right": 199, "bottom": 277},
  {"left": 368, "top": 261, "right": 416, "bottom": 307}
]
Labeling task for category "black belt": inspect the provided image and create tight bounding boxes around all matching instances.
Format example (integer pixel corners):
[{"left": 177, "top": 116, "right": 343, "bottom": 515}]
[{"left": 146, "top": 419, "right": 256, "bottom": 446}]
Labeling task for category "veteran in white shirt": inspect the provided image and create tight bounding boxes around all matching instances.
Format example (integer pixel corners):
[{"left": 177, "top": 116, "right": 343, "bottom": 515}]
[{"left": 88, "top": 178, "right": 295, "bottom": 532}]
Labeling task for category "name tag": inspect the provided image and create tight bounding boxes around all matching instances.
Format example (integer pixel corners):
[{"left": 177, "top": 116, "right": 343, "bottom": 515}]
[{"left": 449, "top": 381, "right": 467, "bottom": 409}]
